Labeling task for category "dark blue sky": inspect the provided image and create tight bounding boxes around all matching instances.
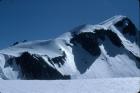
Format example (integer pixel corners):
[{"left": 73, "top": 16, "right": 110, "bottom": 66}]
[{"left": 0, "top": 0, "right": 139, "bottom": 49}]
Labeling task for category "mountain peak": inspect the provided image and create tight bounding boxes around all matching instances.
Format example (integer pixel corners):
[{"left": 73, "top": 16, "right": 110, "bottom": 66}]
[
  {"left": 70, "top": 15, "right": 133, "bottom": 35},
  {"left": 99, "top": 15, "right": 127, "bottom": 25},
  {"left": 0, "top": 15, "right": 139, "bottom": 80}
]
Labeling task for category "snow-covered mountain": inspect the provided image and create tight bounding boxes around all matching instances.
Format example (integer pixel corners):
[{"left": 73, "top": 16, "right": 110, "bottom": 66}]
[{"left": 0, "top": 15, "right": 140, "bottom": 80}]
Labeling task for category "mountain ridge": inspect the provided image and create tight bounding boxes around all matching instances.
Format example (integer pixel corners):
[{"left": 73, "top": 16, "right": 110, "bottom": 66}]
[{"left": 0, "top": 15, "right": 140, "bottom": 80}]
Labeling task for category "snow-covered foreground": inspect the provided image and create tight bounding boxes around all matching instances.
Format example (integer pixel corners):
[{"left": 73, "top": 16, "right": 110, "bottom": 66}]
[{"left": 0, "top": 78, "right": 140, "bottom": 93}]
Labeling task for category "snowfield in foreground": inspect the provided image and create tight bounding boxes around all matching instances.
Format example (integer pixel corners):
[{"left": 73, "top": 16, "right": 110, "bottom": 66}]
[{"left": 0, "top": 78, "right": 140, "bottom": 93}]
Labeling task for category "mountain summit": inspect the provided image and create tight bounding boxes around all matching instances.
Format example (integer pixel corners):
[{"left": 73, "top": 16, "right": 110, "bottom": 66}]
[{"left": 0, "top": 15, "right": 140, "bottom": 80}]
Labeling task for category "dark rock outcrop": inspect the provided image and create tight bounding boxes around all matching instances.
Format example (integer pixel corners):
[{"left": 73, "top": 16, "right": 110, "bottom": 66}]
[{"left": 15, "top": 52, "right": 70, "bottom": 80}]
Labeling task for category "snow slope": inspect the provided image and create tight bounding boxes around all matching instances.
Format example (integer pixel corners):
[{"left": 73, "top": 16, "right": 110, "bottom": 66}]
[
  {"left": 0, "top": 15, "right": 140, "bottom": 80},
  {"left": 0, "top": 78, "right": 139, "bottom": 93}
]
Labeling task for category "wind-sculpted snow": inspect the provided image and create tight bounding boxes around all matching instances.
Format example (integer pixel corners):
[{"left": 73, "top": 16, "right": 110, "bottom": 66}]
[{"left": 0, "top": 15, "right": 140, "bottom": 80}]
